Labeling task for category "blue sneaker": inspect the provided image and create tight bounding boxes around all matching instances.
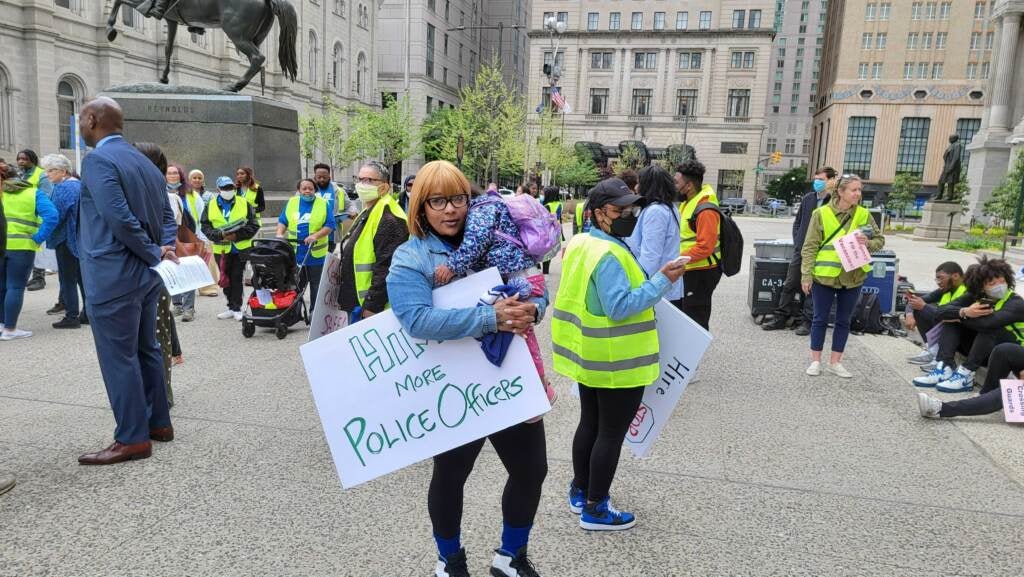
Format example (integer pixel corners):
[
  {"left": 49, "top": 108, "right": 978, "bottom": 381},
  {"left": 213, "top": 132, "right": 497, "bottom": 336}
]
[
  {"left": 936, "top": 368, "right": 975, "bottom": 393},
  {"left": 568, "top": 483, "right": 585, "bottom": 515},
  {"left": 579, "top": 497, "right": 636, "bottom": 531},
  {"left": 912, "top": 363, "right": 951, "bottom": 388}
]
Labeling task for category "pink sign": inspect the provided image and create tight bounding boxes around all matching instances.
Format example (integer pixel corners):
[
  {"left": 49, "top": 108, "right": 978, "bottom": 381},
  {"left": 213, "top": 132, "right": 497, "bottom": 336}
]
[
  {"left": 1000, "top": 379, "right": 1024, "bottom": 423},
  {"left": 834, "top": 231, "right": 872, "bottom": 272}
]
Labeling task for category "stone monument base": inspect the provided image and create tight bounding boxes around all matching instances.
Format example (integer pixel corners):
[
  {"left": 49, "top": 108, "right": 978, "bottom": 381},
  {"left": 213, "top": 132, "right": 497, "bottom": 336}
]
[
  {"left": 100, "top": 84, "right": 300, "bottom": 202},
  {"left": 913, "top": 201, "right": 966, "bottom": 241}
]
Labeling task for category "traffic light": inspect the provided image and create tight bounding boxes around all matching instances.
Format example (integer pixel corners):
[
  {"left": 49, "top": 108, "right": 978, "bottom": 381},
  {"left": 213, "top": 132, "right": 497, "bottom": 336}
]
[{"left": 771, "top": 151, "right": 782, "bottom": 164}]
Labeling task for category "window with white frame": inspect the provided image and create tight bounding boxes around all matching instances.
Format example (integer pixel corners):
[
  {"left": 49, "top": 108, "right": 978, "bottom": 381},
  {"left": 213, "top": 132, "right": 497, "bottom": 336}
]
[
  {"left": 590, "top": 51, "right": 613, "bottom": 69},
  {"left": 590, "top": 88, "right": 609, "bottom": 115},
  {"left": 699, "top": 11, "right": 711, "bottom": 30},
  {"left": 631, "top": 89, "right": 652, "bottom": 116},
  {"left": 678, "top": 51, "right": 702, "bottom": 70},
  {"left": 676, "top": 11, "right": 688, "bottom": 29},
  {"left": 587, "top": 12, "right": 598, "bottom": 31},
  {"left": 654, "top": 12, "right": 665, "bottom": 30},
  {"left": 609, "top": 12, "right": 620, "bottom": 30},
  {"left": 727, "top": 89, "right": 750, "bottom": 117},
  {"left": 676, "top": 89, "right": 697, "bottom": 117},
  {"left": 633, "top": 52, "right": 657, "bottom": 70},
  {"left": 631, "top": 12, "right": 643, "bottom": 30}
]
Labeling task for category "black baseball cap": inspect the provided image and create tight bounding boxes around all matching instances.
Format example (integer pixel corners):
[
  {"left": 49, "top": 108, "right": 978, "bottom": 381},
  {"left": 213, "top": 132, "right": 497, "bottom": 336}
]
[{"left": 587, "top": 178, "right": 642, "bottom": 210}]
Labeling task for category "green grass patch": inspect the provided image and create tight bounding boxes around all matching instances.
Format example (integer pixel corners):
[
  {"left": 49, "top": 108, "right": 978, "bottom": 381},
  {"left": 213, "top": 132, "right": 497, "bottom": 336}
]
[{"left": 945, "top": 235, "right": 1003, "bottom": 252}]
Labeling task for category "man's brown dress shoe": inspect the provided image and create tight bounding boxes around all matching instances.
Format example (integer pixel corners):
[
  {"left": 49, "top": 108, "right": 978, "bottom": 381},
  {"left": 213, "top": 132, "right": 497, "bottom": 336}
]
[
  {"left": 78, "top": 441, "right": 152, "bottom": 465},
  {"left": 149, "top": 426, "right": 175, "bottom": 442}
]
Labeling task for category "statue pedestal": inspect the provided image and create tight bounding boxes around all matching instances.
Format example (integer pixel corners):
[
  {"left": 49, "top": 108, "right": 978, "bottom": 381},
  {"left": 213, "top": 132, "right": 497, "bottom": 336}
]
[
  {"left": 913, "top": 202, "right": 966, "bottom": 241},
  {"left": 101, "top": 84, "right": 300, "bottom": 214}
]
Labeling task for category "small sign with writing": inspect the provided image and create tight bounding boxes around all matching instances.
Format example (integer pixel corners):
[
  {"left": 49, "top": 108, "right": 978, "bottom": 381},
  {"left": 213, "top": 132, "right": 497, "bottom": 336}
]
[
  {"left": 1000, "top": 379, "right": 1024, "bottom": 423},
  {"left": 301, "top": 268, "right": 550, "bottom": 488},
  {"left": 624, "top": 299, "right": 713, "bottom": 457},
  {"left": 835, "top": 231, "right": 872, "bottom": 272},
  {"left": 308, "top": 252, "right": 349, "bottom": 341}
]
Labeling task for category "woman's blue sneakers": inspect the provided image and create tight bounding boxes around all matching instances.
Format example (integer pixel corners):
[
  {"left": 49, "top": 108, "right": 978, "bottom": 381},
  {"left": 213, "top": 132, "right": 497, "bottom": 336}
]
[
  {"left": 579, "top": 497, "right": 636, "bottom": 531},
  {"left": 567, "top": 483, "right": 585, "bottom": 515}
]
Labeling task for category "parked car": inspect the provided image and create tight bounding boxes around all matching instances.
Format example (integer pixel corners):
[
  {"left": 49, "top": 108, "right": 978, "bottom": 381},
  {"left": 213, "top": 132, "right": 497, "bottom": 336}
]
[
  {"left": 720, "top": 197, "right": 747, "bottom": 215},
  {"left": 498, "top": 188, "right": 516, "bottom": 196}
]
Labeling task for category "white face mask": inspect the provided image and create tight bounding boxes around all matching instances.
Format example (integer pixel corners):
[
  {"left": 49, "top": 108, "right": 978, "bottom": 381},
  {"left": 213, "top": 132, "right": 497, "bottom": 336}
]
[
  {"left": 356, "top": 182, "right": 381, "bottom": 203},
  {"left": 219, "top": 190, "right": 236, "bottom": 201},
  {"left": 986, "top": 282, "right": 1009, "bottom": 300}
]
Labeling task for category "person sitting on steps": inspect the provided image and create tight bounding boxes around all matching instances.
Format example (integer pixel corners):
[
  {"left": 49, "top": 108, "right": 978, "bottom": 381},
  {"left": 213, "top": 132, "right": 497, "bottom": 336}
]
[{"left": 904, "top": 261, "right": 966, "bottom": 367}]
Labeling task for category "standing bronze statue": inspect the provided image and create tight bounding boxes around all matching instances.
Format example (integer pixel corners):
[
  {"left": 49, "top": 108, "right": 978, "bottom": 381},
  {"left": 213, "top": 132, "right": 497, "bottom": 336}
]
[
  {"left": 935, "top": 134, "right": 962, "bottom": 202},
  {"left": 105, "top": 0, "right": 298, "bottom": 93}
]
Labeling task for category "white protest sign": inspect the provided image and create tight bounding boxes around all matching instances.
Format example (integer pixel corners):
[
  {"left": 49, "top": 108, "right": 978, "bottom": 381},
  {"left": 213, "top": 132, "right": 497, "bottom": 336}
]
[
  {"left": 301, "top": 267, "right": 551, "bottom": 489},
  {"left": 308, "top": 252, "right": 349, "bottom": 341},
  {"left": 624, "top": 299, "right": 713, "bottom": 457},
  {"left": 835, "top": 231, "right": 872, "bottom": 272},
  {"left": 151, "top": 255, "right": 215, "bottom": 296},
  {"left": 1000, "top": 379, "right": 1024, "bottom": 423}
]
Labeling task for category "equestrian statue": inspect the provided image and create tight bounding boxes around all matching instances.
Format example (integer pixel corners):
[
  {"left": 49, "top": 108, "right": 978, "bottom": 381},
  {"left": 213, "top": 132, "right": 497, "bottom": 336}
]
[{"left": 105, "top": 0, "right": 298, "bottom": 93}]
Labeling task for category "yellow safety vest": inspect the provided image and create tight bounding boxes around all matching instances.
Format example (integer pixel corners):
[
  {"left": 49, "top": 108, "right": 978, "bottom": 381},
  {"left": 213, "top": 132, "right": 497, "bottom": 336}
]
[
  {"left": 3, "top": 185, "right": 42, "bottom": 251},
  {"left": 242, "top": 183, "right": 261, "bottom": 220},
  {"left": 284, "top": 195, "right": 329, "bottom": 260},
  {"left": 993, "top": 291, "right": 1024, "bottom": 344},
  {"left": 208, "top": 197, "right": 253, "bottom": 254},
  {"left": 679, "top": 185, "right": 721, "bottom": 270},
  {"left": 183, "top": 191, "right": 201, "bottom": 222},
  {"left": 938, "top": 284, "right": 967, "bottom": 306},
  {"left": 813, "top": 204, "right": 872, "bottom": 277},
  {"left": 546, "top": 201, "right": 562, "bottom": 216},
  {"left": 552, "top": 234, "right": 660, "bottom": 388},
  {"left": 575, "top": 201, "right": 585, "bottom": 228},
  {"left": 353, "top": 194, "right": 406, "bottom": 306},
  {"left": 25, "top": 166, "right": 44, "bottom": 188}
]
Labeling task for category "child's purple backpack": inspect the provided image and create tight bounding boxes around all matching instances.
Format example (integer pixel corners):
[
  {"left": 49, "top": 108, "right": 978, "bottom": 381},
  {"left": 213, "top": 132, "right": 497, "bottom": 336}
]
[{"left": 478, "top": 193, "right": 562, "bottom": 263}]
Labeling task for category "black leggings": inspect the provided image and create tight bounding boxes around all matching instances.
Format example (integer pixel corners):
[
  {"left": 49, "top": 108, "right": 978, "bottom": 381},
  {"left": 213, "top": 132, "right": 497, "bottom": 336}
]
[
  {"left": 941, "top": 342, "right": 1023, "bottom": 417},
  {"left": 428, "top": 420, "right": 547, "bottom": 538},
  {"left": 572, "top": 384, "right": 645, "bottom": 503}
]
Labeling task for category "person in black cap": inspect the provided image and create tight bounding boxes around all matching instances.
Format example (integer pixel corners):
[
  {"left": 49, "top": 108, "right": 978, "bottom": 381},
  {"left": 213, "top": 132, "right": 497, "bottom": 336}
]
[{"left": 551, "top": 178, "right": 686, "bottom": 532}]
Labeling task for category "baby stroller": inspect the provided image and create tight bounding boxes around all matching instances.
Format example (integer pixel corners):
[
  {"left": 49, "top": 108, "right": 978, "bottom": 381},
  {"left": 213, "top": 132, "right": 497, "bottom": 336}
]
[{"left": 241, "top": 238, "right": 311, "bottom": 339}]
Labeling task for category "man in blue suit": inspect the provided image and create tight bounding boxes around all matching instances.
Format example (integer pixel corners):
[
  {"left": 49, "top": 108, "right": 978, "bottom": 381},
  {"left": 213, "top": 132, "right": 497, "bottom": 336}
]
[{"left": 76, "top": 97, "right": 178, "bottom": 465}]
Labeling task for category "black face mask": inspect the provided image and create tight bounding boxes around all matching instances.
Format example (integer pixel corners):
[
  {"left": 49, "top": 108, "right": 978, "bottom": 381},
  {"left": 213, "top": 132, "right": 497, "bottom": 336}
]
[{"left": 609, "top": 213, "right": 639, "bottom": 238}]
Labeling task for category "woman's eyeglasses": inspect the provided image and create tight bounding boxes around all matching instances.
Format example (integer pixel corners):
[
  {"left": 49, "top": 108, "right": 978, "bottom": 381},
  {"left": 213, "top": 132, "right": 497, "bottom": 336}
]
[
  {"left": 426, "top": 194, "right": 469, "bottom": 211},
  {"left": 839, "top": 173, "right": 860, "bottom": 184}
]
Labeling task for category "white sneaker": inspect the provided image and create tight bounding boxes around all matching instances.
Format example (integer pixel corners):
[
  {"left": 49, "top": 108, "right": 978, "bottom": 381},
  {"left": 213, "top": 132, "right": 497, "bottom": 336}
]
[
  {"left": 233, "top": 311, "right": 244, "bottom": 321},
  {"left": 805, "top": 361, "right": 822, "bottom": 376},
  {"left": 917, "top": 392, "right": 942, "bottom": 419},
  {"left": 913, "top": 363, "right": 952, "bottom": 387},
  {"left": 0, "top": 329, "right": 33, "bottom": 341},
  {"left": 826, "top": 362, "right": 853, "bottom": 378},
  {"left": 936, "top": 367, "right": 975, "bottom": 393},
  {"left": 216, "top": 310, "right": 235, "bottom": 320}
]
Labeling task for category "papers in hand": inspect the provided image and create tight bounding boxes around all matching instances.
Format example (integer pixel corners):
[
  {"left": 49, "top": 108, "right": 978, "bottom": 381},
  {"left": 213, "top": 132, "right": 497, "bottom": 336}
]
[
  {"left": 835, "top": 231, "right": 872, "bottom": 272},
  {"left": 152, "top": 255, "right": 215, "bottom": 295}
]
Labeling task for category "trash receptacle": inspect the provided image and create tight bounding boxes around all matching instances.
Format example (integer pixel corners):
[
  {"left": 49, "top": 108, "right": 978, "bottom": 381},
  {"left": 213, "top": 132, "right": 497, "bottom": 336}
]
[{"left": 861, "top": 249, "right": 898, "bottom": 313}]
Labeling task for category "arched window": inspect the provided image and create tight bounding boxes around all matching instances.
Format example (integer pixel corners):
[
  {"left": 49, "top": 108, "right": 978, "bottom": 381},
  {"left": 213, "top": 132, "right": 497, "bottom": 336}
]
[
  {"left": 356, "top": 52, "right": 367, "bottom": 96},
  {"left": 0, "top": 64, "right": 11, "bottom": 149},
  {"left": 307, "top": 30, "right": 319, "bottom": 85},
  {"left": 332, "top": 43, "right": 344, "bottom": 91},
  {"left": 57, "top": 77, "right": 84, "bottom": 150}
]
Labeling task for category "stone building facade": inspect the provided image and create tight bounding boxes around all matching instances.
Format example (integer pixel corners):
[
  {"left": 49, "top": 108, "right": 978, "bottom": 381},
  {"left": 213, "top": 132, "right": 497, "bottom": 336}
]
[{"left": 526, "top": 1, "right": 775, "bottom": 201}]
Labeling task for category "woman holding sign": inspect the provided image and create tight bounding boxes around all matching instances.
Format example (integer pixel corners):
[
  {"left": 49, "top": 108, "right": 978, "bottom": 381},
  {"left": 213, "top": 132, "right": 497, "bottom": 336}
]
[
  {"left": 553, "top": 178, "right": 686, "bottom": 532},
  {"left": 387, "top": 160, "right": 548, "bottom": 577},
  {"left": 800, "top": 174, "right": 884, "bottom": 378}
]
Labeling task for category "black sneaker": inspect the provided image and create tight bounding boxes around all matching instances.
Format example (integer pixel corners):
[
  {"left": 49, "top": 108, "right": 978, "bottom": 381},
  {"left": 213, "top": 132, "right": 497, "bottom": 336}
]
[
  {"left": 79, "top": 311, "right": 89, "bottom": 326},
  {"left": 435, "top": 548, "right": 470, "bottom": 577},
  {"left": 52, "top": 317, "right": 81, "bottom": 329},
  {"left": 491, "top": 546, "right": 540, "bottom": 577},
  {"left": 794, "top": 322, "right": 811, "bottom": 336},
  {"left": 26, "top": 278, "right": 45, "bottom": 291},
  {"left": 46, "top": 302, "right": 66, "bottom": 315},
  {"left": 761, "top": 315, "right": 788, "bottom": 331}
]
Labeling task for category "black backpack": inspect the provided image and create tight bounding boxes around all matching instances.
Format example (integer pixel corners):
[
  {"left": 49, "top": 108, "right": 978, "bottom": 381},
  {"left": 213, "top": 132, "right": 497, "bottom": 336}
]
[
  {"left": 688, "top": 202, "right": 744, "bottom": 277},
  {"left": 850, "top": 292, "right": 885, "bottom": 334}
]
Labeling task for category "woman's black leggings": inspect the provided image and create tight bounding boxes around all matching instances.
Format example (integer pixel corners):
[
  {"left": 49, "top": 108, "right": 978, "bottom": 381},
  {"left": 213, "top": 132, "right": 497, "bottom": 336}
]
[
  {"left": 428, "top": 420, "right": 547, "bottom": 538},
  {"left": 572, "top": 384, "right": 645, "bottom": 503},
  {"left": 941, "top": 342, "right": 1024, "bottom": 417}
]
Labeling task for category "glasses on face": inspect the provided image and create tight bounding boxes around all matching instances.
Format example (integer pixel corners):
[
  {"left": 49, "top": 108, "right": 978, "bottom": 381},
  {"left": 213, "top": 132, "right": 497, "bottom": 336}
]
[
  {"left": 603, "top": 205, "right": 641, "bottom": 218},
  {"left": 426, "top": 194, "right": 469, "bottom": 211}
]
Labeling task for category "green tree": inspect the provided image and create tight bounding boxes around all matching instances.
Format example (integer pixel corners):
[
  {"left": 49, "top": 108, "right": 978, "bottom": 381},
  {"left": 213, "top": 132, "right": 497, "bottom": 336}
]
[
  {"left": 983, "top": 150, "right": 1024, "bottom": 228},
  {"left": 558, "top": 152, "right": 600, "bottom": 191},
  {"left": 765, "top": 166, "right": 808, "bottom": 204},
  {"left": 342, "top": 93, "right": 418, "bottom": 171},
  {"left": 614, "top": 142, "right": 645, "bottom": 175},
  {"left": 299, "top": 98, "right": 347, "bottom": 172},
  {"left": 887, "top": 172, "right": 921, "bottom": 224}
]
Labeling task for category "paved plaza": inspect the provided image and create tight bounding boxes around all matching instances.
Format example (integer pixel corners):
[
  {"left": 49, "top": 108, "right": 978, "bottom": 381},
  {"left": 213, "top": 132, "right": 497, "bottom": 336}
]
[{"left": 2, "top": 218, "right": 1022, "bottom": 576}]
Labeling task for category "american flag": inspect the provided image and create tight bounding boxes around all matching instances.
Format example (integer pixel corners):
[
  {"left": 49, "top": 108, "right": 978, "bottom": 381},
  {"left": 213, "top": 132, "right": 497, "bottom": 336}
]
[{"left": 550, "top": 87, "right": 571, "bottom": 113}]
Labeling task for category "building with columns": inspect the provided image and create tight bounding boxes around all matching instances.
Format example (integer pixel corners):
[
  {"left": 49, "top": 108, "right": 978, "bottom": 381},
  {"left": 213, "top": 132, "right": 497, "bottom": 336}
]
[
  {"left": 526, "top": 1, "right": 775, "bottom": 201},
  {"left": 0, "top": 0, "right": 378, "bottom": 170},
  {"left": 810, "top": 0, "right": 990, "bottom": 202},
  {"left": 966, "top": 0, "right": 1024, "bottom": 218},
  {"left": 760, "top": 0, "right": 827, "bottom": 185}
]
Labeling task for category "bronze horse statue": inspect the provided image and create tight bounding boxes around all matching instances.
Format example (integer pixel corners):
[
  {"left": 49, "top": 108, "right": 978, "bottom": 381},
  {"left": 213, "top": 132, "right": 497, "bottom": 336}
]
[{"left": 105, "top": 0, "right": 298, "bottom": 92}]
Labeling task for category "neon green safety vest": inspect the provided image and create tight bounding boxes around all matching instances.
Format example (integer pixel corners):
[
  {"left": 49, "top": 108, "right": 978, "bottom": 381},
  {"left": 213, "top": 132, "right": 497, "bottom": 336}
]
[
  {"left": 993, "top": 291, "right": 1024, "bottom": 344},
  {"left": 938, "top": 284, "right": 967, "bottom": 306},
  {"left": 552, "top": 234, "right": 660, "bottom": 388},
  {"left": 208, "top": 197, "right": 253, "bottom": 254},
  {"left": 813, "top": 204, "right": 872, "bottom": 277},
  {"left": 546, "top": 201, "right": 562, "bottom": 216},
  {"left": 183, "top": 191, "right": 201, "bottom": 222},
  {"left": 575, "top": 201, "right": 585, "bottom": 228},
  {"left": 242, "top": 183, "right": 261, "bottom": 220},
  {"left": 284, "top": 195, "right": 329, "bottom": 260},
  {"left": 3, "top": 185, "right": 42, "bottom": 251},
  {"left": 679, "top": 184, "right": 721, "bottom": 270},
  {"left": 353, "top": 194, "right": 406, "bottom": 306},
  {"left": 25, "top": 166, "right": 44, "bottom": 188}
]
